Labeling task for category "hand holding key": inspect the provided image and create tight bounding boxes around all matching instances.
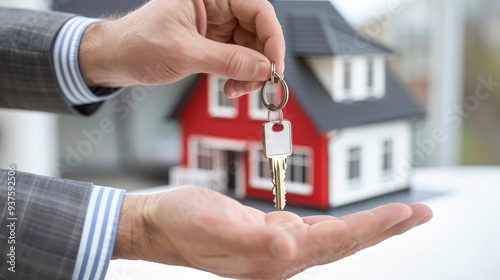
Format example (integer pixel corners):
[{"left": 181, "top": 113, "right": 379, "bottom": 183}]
[{"left": 79, "top": 0, "right": 285, "bottom": 91}]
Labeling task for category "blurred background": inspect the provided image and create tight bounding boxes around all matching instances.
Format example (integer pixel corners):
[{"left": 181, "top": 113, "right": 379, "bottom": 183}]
[{"left": 1, "top": 0, "right": 499, "bottom": 190}]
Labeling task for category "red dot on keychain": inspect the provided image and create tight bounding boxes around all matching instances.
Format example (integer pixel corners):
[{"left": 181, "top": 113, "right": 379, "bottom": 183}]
[{"left": 272, "top": 124, "right": 284, "bottom": 132}]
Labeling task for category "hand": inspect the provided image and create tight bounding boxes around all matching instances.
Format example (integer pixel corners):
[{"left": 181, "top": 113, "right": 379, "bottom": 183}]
[
  {"left": 79, "top": 0, "right": 285, "bottom": 97},
  {"left": 113, "top": 186, "right": 433, "bottom": 280}
]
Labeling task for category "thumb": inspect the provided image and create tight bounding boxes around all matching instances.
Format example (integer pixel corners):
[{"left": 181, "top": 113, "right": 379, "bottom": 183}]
[{"left": 193, "top": 36, "right": 271, "bottom": 81}]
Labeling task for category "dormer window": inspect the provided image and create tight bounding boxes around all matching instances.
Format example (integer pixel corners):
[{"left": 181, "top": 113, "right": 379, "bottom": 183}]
[
  {"left": 343, "top": 59, "right": 352, "bottom": 100},
  {"left": 367, "top": 58, "right": 374, "bottom": 91},
  {"left": 367, "top": 57, "right": 385, "bottom": 98},
  {"left": 304, "top": 55, "right": 386, "bottom": 102},
  {"left": 208, "top": 75, "right": 238, "bottom": 118}
]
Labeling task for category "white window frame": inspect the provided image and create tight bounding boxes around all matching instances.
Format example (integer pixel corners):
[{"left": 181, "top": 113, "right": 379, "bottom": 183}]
[
  {"left": 249, "top": 147, "right": 272, "bottom": 189},
  {"left": 285, "top": 150, "right": 312, "bottom": 193},
  {"left": 208, "top": 75, "right": 238, "bottom": 118},
  {"left": 367, "top": 58, "right": 375, "bottom": 96},
  {"left": 196, "top": 142, "right": 214, "bottom": 170},
  {"left": 248, "top": 83, "right": 281, "bottom": 120},
  {"left": 191, "top": 140, "right": 219, "bottom": 171},
  {"left": 369, "top": 56, "right": 386, "bottom": 99},
  {"left": 333, "top": 56, "right": 386, "bottom": 102},
  {"left": 382, "top": 140, "right": 394, "bottom": 181},
  {"left": 250, "top": 146, "right": 313, "bottom": 195},
  {"left": 343, "top": 59, "right": 352, "bottom": 100},
  {"left": 347, "top": 147, "right": 361, "bottom": 187}
]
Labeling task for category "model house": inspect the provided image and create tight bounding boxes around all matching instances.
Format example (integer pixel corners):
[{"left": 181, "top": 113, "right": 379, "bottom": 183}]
[{"left": 169, "top": 1, "right": 422, "bottom": 209}]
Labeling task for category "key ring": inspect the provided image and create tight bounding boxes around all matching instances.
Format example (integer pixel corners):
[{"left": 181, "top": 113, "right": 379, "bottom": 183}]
[
  {"left": 260, "top": 62, "right": 289, "bottom": 112},
  {"left": 270, "top": 61, "right": 282, "bottom": 83},
  {"left": 267, "top": 105, "right": 283, "bottom": 124}
]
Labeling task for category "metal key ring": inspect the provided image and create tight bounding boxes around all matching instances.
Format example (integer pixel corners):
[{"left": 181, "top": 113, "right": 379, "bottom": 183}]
[
  {"left": 270, "top": 61, "right": 281, "bottom": 84},
  {"left": 267, "top": 105, "right": 283, "bottom": 124},
  {"left": 260, "top": 62, "right": 289, "bottom": 112}
]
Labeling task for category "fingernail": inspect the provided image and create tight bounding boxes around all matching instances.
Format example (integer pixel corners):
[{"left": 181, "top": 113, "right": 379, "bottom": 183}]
[
  {"left": 226, "top": 87, "right": 240, "bottom": 99},
  {"left": 417, "top": 215, "right": 433, "bottom": 226},
  {"left": 226, "top": 80, "right": 245, "bottom": 99},
  {"left": 253, "top": 61, "right": 269, "bottom": 81},
  {"left": 228, "top": 91, "right": 245, "bottom": 99}
]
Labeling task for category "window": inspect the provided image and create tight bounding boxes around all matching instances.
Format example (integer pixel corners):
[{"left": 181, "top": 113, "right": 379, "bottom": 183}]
[
  {"left": 347, "top": 147, "right": 361, "bottom": 181},
  {"left": 251, "top": 148, "right": 312, "bottom": 195},
  {"left": 342, "top": 59, "right": 352, "bottom": 101},
  {"left": 257, "top": 150, "right": 272, "bottom": 180},
  {"left": 209, "top": 75, "right": 237, "bottom": 118},
  {"left": 249, "top": 83, "right": 280, "bottom": 120},
  {"left": 196, "top": 142, "right": 215, "bottom": 170},
  {"left": 217, "top": 77, "right": 233, "bottom": 108},
  {"left": 367, "top": 59, "right": 374, "bottom": 90},
  {"left": 343, "top": 60, "right": 352, "bottom": 92},
  {"left": 382, "top": 140, "right": 393, "bottom": 180},
  {"left": 285, "top": 151, "right": 311, "bottom": 185},
  {"left": 366, "top": 57, "right": 386, "bottom": 99}
]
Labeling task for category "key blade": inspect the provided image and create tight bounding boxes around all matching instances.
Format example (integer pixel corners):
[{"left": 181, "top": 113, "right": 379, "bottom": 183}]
[
  {"left": 272, "top": 156, "right": 287, "bottom": 210},
  {"left": 262, "top": 120, "right": 292, "bottom": 210}
]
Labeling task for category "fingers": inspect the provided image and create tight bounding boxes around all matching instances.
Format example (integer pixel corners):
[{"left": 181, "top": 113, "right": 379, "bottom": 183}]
[
  {"left": 191, "top": 34, "right": 271, "bottom": 97},
  {"left": 339, "top": 203, "right": 413, "bottom": 244},
  {"left": 265, "top": 211, "right": 303, "bottom": 225},
  {"left": 192, "top": 0, "right": 285, "bottom": 97},
  {"left": 355, "top": 203, "right": 433, "bottom": 251},
  {"left": 409, "top": 203, "right": 434, "bottom": 225},
  {"left": 224, "top": 80, "right": 262, "bottom": 98},
  {"left": 233, "top": 25, "right": 259, "bottom": 50},
  {"left": 302, "top": 215, "right": 339, "bottom": 225},
  {"left": 229, "top": 0, "right": 286, "bottom": 74},
  {"left": 303, "top": 203, "right": 414, "bottom": 265},
  {"left": 192, "top": 35, "right": 270, "bottom": 81}
]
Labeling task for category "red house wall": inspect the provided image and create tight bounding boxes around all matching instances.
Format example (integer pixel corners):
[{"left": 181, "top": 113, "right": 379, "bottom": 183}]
[{"left": 178, "top": 75, "right": 329, "bottom": 209}]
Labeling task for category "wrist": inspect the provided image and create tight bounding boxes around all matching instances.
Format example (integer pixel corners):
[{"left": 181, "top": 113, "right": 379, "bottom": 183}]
[
  {"left": 79, "top": 21, "right": 130, "bottom": 88},
  {"left": 112, "top": 192, "right": 184, "bottom": 265},
  {"left": 112, "top": 194, "right": 152, "bottom": 260}
]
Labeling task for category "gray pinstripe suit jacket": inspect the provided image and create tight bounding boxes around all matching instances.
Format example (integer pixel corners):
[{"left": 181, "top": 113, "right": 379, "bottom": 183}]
[
  {"left": 0, "top": 8, "right": 106, "bottom": 280},
  {"left": 0, "top": 8, "right": 103, "bottom": 115},
  {"left": 0, "top": 169, "right": 92, "bottom": 280}
]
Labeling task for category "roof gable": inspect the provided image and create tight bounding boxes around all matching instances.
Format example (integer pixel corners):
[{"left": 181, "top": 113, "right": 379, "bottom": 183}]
[{"left": 273, "top": 0, "right": 422, "bottom": 131}]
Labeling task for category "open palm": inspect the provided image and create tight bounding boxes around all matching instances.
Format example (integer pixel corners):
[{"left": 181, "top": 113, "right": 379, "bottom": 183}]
[{"left": 119, "top": 186, "right": 432, "bottom": 280}]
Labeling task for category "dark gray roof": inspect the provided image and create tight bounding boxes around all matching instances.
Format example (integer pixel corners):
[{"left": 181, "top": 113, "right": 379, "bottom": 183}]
[
  {"left": 272, "top": 0, "right": 422, "bottom": 131},
  {"left": 283, "top": 1, "right": 392, "bottom": 56},
  {"left": 171, "top": 1, "right": 422, "bottom": 132}
]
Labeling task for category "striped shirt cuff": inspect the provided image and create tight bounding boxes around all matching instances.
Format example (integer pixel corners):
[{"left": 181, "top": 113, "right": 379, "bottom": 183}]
[
  {"left": 53, "top": 16, "right": 124, "bottom": 106},
  {"left": 72, "top": 185, "right": 125, "bottom": 280}
]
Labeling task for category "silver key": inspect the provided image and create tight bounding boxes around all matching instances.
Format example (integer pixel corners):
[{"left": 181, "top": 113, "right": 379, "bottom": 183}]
[{"left": 262, "top": 121, "right": 292, "bottom": 210}]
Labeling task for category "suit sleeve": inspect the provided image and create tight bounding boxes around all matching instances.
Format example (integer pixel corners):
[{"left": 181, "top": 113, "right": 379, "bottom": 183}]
[
  {"left": 0, "top": 8, "right": 104, "bottom": 115},
  {"left": 0, "top": 169, "right": 125, "bottom": 280},
  {"left": 0, "top": 169, "right": 91, "bottom": 279}
]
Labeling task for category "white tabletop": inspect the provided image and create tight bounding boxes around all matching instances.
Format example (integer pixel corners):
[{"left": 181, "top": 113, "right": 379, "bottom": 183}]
[{"left": 106, "top": 166, "right": 500, "bottom": 280}]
